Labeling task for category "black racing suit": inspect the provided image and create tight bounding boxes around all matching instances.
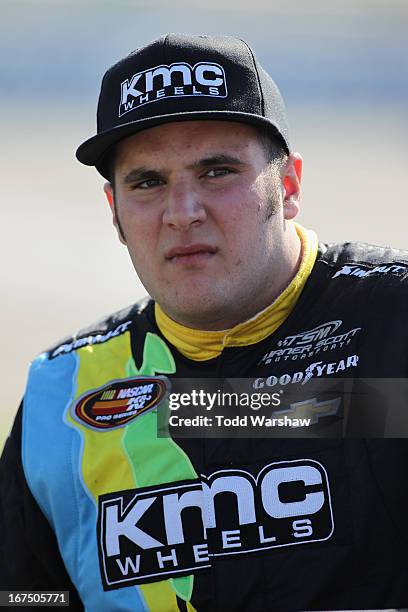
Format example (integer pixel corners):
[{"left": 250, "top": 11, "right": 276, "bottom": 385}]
[{"left": 1, "top": 240, "right": 408, "bottom": 611}]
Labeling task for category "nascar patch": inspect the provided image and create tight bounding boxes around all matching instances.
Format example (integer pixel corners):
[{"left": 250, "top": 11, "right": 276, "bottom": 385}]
[{"left": 71, "top": 376, "right": 169, "bottom": 430}]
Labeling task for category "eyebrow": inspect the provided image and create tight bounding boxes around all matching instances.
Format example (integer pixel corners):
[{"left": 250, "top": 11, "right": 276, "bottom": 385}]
[
  {"left": 122, "top": 154, "right": 246, "bottom": 184},
  {"left": 123, "top": 167, "right": 161, "bottom": 185},
  {"left": 188, "top": 154, "right": 246, "bottom": 169}
]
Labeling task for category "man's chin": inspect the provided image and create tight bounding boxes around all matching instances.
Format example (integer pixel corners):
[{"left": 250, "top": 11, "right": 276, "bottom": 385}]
[{"left": 158, "top": 295, "right": 231, "bottom": 330}]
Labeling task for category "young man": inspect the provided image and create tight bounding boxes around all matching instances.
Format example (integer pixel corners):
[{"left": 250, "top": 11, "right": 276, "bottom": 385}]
[{"left": 1, "top": 34, "right": 408, "bottom": 611}]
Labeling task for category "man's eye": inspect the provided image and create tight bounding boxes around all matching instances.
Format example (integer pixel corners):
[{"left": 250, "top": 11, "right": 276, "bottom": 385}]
[
  {"left": 134, "top": 178, "right": 163, "bottom": 189},
  {"left": 205, "top": 168, "right": 234, "bottom": 178}
]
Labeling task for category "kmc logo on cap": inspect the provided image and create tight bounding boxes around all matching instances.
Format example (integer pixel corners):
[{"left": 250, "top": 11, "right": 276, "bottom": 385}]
[{"left": 119, "top": 61, "right": 228, "bottom": 117}]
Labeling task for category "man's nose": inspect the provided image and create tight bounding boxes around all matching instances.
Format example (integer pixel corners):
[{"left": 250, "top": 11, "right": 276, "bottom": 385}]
[{"left": 162, "top": 181, "right": 207, "bottom": 230}]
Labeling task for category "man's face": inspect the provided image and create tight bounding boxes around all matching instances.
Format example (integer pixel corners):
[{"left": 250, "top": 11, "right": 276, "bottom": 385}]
[{"left": 105, "top": 120, "right": 301, "bottom": 330}]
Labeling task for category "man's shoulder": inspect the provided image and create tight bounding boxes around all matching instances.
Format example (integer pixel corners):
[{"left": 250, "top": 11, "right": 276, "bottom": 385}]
[
  {"left": 317, "top": 240, "right": 408, "bottom": 283},
  {"left": 45, "top": 295, "right": 155, "bottom": 360}
]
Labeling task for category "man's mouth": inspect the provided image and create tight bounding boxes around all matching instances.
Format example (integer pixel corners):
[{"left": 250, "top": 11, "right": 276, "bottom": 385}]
[{"left": 165, "top": 244, "right": 218, "bottom": 264}]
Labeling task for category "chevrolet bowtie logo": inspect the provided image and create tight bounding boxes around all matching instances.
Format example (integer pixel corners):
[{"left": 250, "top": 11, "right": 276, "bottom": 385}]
[{"left": 273, "top": 397, "right": 341, "bottom": 424}]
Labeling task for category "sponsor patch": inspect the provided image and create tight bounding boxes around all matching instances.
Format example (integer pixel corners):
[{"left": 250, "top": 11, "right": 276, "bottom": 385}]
[
  {"left": 254, "top": 354, "right": 359, "bottom": 388},
  {"left": 332, "top": 263, "right": 407, "bottom": 279},
  {"left": 119, "top": 61, "right": 227, "bottom": 117},
  {"left": 273, "top": 397, "right": 342, "bottom": 425},
  {"left": 50, "top": 321, "right": 132, "bottom": 359},
  {"left": 97, "top": 459, "right": 334, "bottom": 589},
  {"left": 71, "top": 376, "right": 169, "bottom": 430},
  {"left": 260, "top": 321, "right": 362, "bottom": 365}
]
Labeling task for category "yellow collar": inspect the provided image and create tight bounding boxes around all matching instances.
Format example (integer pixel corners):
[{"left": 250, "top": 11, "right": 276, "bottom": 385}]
[{"left": 155, "top": 223, "right": 318, "bottom": 361}]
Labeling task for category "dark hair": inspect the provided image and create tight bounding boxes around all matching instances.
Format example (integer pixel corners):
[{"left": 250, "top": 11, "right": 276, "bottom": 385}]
[
  {"left": 256, "top": 128, "right": 288, "bottom": 170},
  {"left": 97, "top": 147, "right": 117, "bottom": 186}
]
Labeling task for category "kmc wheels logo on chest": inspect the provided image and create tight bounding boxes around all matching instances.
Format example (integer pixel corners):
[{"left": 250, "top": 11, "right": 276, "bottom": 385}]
[{"left": 97, "top": 459, "right": 334, "bottom": 590}]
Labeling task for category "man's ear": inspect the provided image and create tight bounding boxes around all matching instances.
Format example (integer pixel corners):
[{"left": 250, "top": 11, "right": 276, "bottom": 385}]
[
  {"left": 282, "top": 153, "right": 302, "bottom": 220},
  {"left": 103, "top": 182, "right": 126, "bottom": 245}
]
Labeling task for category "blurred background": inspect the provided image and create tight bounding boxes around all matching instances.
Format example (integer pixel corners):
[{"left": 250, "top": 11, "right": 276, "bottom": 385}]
[{"left": 1, "top": 0, "right": 407, "bottom": 449}]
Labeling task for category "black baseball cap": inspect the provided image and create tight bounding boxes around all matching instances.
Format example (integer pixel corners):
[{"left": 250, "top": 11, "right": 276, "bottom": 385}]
[{"left": 76, "top": 33, "right": 291, "bottom": 179}]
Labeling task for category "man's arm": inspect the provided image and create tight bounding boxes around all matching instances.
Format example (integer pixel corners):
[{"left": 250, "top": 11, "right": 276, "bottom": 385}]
[{"left": 0, "top": 404, "right": 83, "bottom": 609}]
